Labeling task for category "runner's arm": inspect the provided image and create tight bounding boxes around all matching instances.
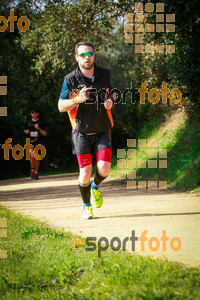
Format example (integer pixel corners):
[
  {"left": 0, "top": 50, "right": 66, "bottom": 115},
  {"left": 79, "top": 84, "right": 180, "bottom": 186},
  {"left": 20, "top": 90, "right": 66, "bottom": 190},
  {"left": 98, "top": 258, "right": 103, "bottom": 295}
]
[
  {"left": 24, "top": 121, "right": 30, "bottom": 135},
  {"left": 58, "top": 79, "right": 73, "bottom": 112},
  {"left": 35, "top": 124, "right": 47, "bottom": 136},
  {"left": 58, "top": 80, "right": 90, "bottom": 112},
  {"left": 58, "top": 99, "right": 78, "bottom": 112},
  {"left": 104, "top": 80, "right": 116, "bottom": 109},
  {"left": 39, "top": 128, "right": 47, "bottom": 136}
]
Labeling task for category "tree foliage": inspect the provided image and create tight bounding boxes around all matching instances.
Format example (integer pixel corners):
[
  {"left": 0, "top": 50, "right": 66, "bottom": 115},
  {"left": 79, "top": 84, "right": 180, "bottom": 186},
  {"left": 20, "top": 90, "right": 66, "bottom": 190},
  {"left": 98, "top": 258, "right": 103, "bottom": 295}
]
[{"left": 0, "top": 0, "right": 199, "bottom": 179}]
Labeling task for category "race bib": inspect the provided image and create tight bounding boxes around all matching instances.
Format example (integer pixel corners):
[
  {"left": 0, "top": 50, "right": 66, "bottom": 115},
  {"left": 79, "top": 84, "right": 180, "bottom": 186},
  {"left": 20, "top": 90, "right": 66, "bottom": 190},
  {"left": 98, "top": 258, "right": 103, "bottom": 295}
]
[{"left": 30, "top": 131, "right": 38, "bottom": 137}]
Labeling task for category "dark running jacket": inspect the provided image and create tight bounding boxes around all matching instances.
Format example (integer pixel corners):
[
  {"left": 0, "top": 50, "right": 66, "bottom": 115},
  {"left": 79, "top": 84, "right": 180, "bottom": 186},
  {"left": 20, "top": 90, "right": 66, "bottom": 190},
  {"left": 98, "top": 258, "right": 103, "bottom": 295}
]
[{"left": 64, "top": 64, "right": 114, "bottom": 134}]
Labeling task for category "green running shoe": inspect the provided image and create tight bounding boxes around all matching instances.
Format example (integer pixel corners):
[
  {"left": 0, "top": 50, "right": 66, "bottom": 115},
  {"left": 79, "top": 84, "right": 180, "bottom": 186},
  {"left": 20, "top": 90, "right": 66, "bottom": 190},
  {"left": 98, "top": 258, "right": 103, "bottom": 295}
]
[
  {"left": 91, "top": 185, "right": 103, "bottom": 208},
  {"left": 82, "top": 205, "right": 94, "bottom": 219}
]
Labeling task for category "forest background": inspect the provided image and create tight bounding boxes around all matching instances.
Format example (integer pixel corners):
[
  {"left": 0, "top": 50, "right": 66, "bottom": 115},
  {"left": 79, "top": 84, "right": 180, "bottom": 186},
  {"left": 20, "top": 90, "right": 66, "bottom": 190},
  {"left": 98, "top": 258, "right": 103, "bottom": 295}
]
[{"left": 0, "top": 0, "right": 199, "bottom": 183}]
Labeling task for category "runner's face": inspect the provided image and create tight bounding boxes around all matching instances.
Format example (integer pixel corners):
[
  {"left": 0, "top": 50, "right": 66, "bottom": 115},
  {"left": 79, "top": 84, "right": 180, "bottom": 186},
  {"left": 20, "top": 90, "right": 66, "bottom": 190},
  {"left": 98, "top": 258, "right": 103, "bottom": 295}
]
[
  {"left": 75, "top": 45, "right": 95, "bottom": 70},
  {"left": 31, "top": 111, "right": 39, "bottom": 119}
]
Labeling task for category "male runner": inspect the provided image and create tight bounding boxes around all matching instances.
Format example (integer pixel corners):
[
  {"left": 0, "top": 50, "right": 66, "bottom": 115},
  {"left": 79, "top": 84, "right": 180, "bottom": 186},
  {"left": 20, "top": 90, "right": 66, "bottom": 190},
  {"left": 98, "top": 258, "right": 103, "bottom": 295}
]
[
  {"left": 24, "top": 107, "right": 46, "bottom": 180},
  {"left": 58, "top": 41, "right": 115, "bottom": 219}
]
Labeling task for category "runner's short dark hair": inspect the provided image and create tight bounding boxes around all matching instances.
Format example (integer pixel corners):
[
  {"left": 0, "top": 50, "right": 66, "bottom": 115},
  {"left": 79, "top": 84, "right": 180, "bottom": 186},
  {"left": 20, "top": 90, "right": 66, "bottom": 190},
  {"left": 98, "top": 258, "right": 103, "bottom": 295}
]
[
  {"left": 75, "top": 41, "right": 94, "bottom": 54},
  {"left": 31, "top": 107, "right": 39, "bottom": 113}
]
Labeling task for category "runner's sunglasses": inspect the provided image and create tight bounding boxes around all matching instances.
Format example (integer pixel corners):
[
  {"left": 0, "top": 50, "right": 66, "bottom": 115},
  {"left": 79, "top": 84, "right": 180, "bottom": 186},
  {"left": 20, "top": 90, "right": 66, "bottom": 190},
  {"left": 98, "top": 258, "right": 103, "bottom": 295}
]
[{"left": 77, "top": 51, "right": 94, "bottom": 58}]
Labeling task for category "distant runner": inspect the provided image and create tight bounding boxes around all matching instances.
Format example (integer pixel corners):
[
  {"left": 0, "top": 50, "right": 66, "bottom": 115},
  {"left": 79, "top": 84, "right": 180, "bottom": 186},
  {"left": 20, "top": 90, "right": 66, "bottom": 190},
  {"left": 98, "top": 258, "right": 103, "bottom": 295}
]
[
  {"left": 58, "top": 41, "right": 115, "bottom": 219},
  {"left": 24, "top": 107, "right": 46, "bottom": 180}
]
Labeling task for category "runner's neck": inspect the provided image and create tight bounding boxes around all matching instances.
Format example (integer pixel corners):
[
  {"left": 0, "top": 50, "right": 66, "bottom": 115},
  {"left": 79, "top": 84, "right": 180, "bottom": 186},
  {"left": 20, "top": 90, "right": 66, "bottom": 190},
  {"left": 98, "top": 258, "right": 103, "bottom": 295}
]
[
  {"left": 32, "top": 117, "right": 39, "bottom": 122},
  {"left": 79, "top": 66, "right": 94, "bottom": 79}
]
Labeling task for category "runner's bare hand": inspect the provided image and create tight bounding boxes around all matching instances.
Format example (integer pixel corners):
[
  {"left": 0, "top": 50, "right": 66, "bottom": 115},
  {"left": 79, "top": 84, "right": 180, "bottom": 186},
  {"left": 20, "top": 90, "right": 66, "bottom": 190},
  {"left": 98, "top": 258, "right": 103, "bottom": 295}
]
[
  {"left": 77, "top": 86, "right": 92, "bottom": 103},
  {"left": 104, "top": 99, "right": 113, "bottom": 110}
]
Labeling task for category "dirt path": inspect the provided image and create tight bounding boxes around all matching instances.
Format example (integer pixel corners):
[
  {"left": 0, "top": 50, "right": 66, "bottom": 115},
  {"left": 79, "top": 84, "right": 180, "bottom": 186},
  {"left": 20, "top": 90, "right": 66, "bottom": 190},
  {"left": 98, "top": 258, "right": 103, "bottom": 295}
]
[{"left": 0, "top": 174, "right": 199, "bottom": 268}]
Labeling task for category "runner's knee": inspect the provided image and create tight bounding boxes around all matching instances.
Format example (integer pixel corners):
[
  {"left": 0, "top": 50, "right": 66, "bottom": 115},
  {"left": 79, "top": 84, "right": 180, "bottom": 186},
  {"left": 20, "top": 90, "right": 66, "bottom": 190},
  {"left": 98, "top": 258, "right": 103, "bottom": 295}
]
[
  {"left": 79, "top": 164, "right": 92, "bottom": 184},
  {"left": 97, "top": 161, "right": 111, "bottom": 177},
  {"left": 30, "top": 150, "right": 35, "bottom": 160}
]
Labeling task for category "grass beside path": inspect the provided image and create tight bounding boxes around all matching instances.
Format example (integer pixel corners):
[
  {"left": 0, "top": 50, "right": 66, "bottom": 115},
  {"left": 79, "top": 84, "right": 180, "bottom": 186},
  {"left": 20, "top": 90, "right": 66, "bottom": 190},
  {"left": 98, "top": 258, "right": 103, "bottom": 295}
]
[
  {"left": 110, "top": 109, "right": 200, "bottom": 191},
  {"left": 0, "top": 207, "right": 200, "bottom": 299}
]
